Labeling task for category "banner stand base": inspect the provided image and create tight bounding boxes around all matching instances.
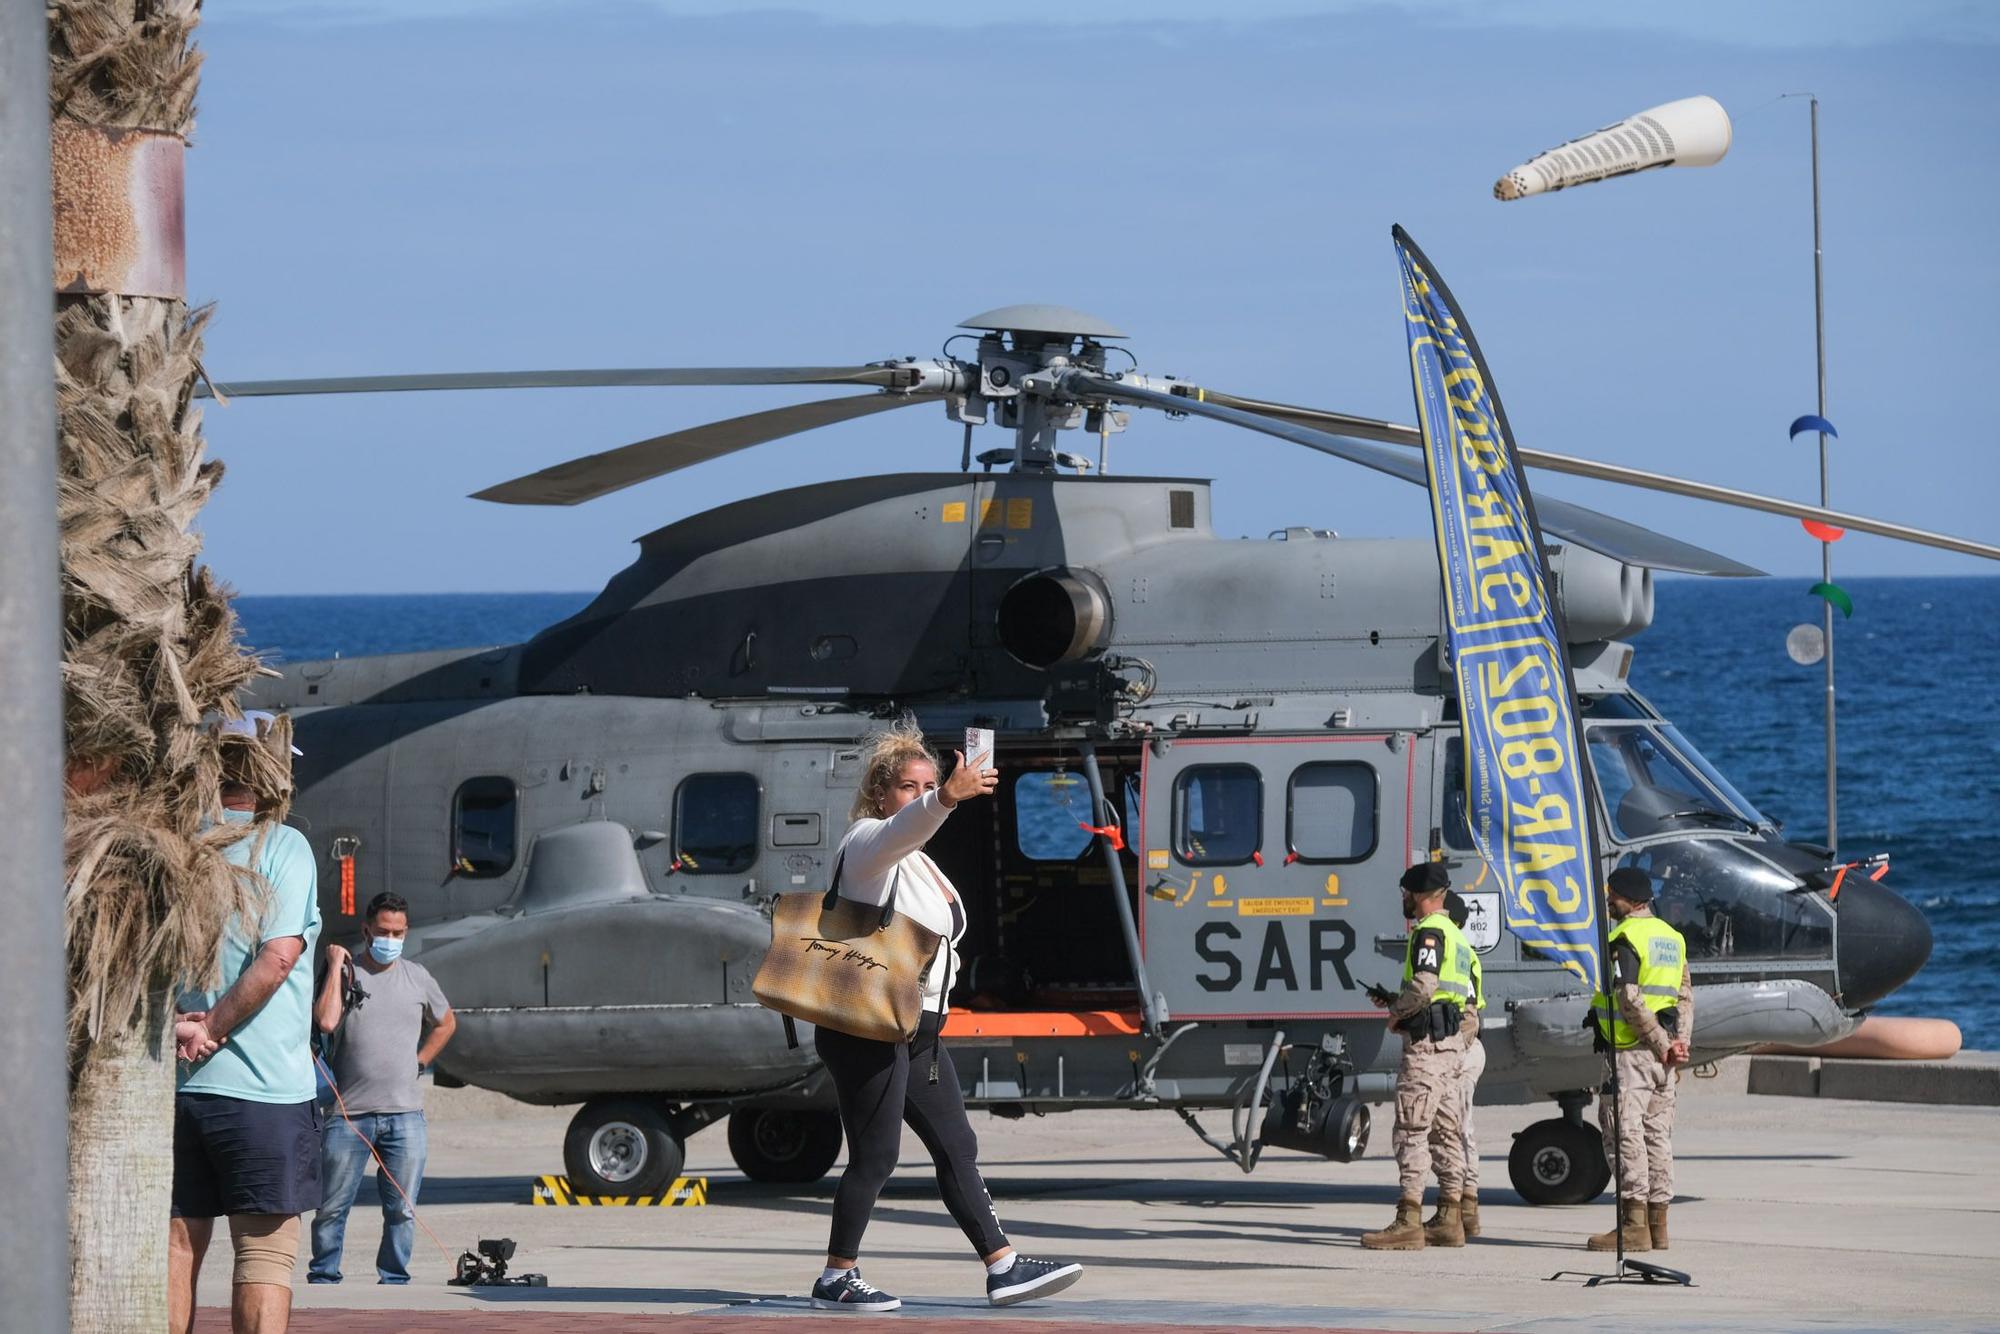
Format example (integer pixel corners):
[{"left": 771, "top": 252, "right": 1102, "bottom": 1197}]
[{"left": 1548, "top": 1259, "right": 1695, "bottom": 1288}]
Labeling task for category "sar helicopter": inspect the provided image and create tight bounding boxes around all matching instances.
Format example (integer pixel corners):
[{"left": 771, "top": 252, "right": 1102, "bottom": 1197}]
[{"left": 222, "top": 304, "right": 1994, "bottom": 1203}]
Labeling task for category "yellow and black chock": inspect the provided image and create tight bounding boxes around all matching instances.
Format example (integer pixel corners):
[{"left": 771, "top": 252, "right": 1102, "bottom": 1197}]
[{"left": 531, "top": 1174, "right": 708, "bottom": 1206}]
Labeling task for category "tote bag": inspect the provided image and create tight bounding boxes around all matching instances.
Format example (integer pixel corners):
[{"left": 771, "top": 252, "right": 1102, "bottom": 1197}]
[{"left": 752, "top": 855, "right": 943, "bottom": 1043}]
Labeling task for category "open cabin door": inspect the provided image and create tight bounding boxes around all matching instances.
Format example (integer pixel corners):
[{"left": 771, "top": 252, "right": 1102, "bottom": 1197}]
[{"left": 1138, "top": 734, "right": 1416, "bottom": 1020}]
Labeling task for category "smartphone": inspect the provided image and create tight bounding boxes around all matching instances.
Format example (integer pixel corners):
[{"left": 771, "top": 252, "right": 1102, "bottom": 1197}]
[{"left": 964, "top": 727, "right": 996, "bottom": 772}]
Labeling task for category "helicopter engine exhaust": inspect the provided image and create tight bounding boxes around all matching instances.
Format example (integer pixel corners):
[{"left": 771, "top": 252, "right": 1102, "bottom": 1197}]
[
  {"left": 997, "top": 570, "right": 1112, "bottom": 668},
  {"left": 1549, "top": 546, "right": 1654, "bottom": 643}
]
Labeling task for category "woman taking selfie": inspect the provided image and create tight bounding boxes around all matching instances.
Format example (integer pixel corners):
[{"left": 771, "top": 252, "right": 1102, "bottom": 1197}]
[{"left": 809, "top": 722, "right": 1084, "bottom": 1314}]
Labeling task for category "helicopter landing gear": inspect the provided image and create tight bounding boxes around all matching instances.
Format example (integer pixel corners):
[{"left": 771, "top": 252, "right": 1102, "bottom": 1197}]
[
  {"left": 563, "top": 1097, "right": 685, "bottom": 1198},
  {"left": 727, "top": 1107, "right": 844, "bottom": 1183},
  {"left": 1508, "top": 1092, "right": 1611, "bottom": 1206}
]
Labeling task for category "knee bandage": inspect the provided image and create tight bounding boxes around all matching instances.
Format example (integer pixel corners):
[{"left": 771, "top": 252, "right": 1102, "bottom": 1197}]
[{"left": 229, "top": 1213, "right": 301, "bottom": 1286}]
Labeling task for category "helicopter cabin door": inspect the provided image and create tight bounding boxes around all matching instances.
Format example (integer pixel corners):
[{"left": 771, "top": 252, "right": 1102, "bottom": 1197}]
[{"left": 1138, "top": 733, "right": 1414, "bottom": 1020}]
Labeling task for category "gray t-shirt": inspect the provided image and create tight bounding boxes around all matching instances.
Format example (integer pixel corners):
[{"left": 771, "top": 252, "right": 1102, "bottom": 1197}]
[{"left": 329, "top": 959, "right": 450, "bottom": 1114}]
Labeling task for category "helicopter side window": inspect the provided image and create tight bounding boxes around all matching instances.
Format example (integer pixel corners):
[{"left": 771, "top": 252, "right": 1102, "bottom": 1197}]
[
  {"left": 673, "top": 772, "right": 760, "bottom": 875},
  {"left": 1441, "top": 737, "right": 1475, "bottom": 852},
  {"left": 1013, "top": 771, "right": 1094, "bottom": 862},
  {"left": 1174, "top": 764, "right": 1261, "bottom": 866},
  {"left": 1287, "top": 762, "right": 1377, "bottom": 863},
  {"left": 452, "top": 776, "right": 517, "bottom": 878}
]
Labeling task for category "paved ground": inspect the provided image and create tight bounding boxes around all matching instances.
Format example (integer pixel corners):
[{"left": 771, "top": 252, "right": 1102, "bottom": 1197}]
[{"left": 192, "top": 1063, "right": 1999, "bottom": 1332}]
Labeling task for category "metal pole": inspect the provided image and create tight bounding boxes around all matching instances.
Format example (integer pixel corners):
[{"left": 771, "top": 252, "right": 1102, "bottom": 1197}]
[
  {"left": 0, "top": 0, "right": 72, "bottom": 1326},
  {"left": 1809, "top": 97, "right": 1837, "bottom": 852},
  {"left": 1077, "top": 743, "right": 1160, "bottom": 1036}
]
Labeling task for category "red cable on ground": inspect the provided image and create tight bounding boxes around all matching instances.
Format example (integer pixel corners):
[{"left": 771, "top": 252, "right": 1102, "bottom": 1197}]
[{"left": 313, "top": 1050, "right": 459, "bottom": 1268}]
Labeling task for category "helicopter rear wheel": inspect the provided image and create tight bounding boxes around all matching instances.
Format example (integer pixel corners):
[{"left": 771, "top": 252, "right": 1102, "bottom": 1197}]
[
  {"left": 563, "top": 1097, "right": 684, "bottom": 1198},
  {"left": 727, "top": 1107, "right": 844, "bottom": 1183},
  {"left": 1508, "top": 1116, "right": 1611, "bottom": 1206}
]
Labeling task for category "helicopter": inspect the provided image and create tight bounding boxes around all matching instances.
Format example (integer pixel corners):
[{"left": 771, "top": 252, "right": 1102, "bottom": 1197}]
[{"left": 223, "top": 303, "right": 1994, "bottom": 1204}]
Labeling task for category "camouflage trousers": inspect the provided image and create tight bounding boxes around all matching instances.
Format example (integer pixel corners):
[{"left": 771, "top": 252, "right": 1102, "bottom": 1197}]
[
  {"left": 1599, "top": 1046, "right": 1676, "bottom": 1204},
  {"left": 1429, "top": 1033, "right": 1486, "bottom": 1194},
  {"left": 1393, "top": 1037, "right": 1465, "bottom": 1200}
]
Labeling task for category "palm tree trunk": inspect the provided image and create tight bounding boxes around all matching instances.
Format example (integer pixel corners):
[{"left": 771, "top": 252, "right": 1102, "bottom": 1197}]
[
  {"left": 50, "top": 5, "right": 278, "bottom": 1327},
  {"left": 67, "top": 994, "right": 175, "bottom": 1331}
]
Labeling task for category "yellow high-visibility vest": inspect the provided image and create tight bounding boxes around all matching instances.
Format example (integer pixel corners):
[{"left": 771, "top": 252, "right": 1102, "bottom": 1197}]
[{"left": 1592, "top": 913, "right": 1687, "bottom": 1050}]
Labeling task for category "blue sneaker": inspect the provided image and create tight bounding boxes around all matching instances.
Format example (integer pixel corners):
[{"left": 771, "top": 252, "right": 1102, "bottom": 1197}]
[
  {"left": 811, "top": 1267, "right": 902, "bottom": 1312},
  {"left": 986, "top": 1255, "right": 1083, "bottom": 1306}
]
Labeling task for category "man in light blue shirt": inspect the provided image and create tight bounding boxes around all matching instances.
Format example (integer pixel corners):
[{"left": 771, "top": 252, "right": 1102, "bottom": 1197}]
[{"left": 168, "top": 714, "right": 321, "bottom": 1334}]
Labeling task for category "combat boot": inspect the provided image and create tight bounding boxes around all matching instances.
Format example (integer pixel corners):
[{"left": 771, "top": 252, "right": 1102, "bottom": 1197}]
[
  {"left": 1360, "top": 1198, "right": 1426, "bottom": 1250},
  {"left": 1459, "top": 1191, "right": 1481, "bottom": 1239},
  {"left": 1586, "top": 1198, "right": 1652, "bottom": 1253},
  {"left": 1422, "top": 1195, "right": 1465, "bottom": 1247},
  {"left": 1648, "top": 1202, "right": 1670, "bottom": 1250}
]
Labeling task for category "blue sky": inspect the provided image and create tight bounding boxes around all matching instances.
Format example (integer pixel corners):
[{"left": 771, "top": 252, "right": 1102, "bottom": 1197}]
[{"left": 190, "top": 2, "right": 2000, "bottom": 593}]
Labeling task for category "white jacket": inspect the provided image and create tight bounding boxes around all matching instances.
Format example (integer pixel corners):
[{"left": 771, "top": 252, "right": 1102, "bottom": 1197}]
[{"left": 834, "top": 789, "right": 964, "bottom": 1012}]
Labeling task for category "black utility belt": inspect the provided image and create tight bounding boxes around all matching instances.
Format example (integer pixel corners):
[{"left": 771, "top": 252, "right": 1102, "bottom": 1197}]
[{"left": 1399, "top": 1000, "right": 1463, "bottom": 1043}]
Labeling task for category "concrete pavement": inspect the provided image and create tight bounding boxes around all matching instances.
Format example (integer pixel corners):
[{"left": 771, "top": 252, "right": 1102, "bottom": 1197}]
[{"left": 193, "top": 1063, "right": 1998, "bottom": 1331}]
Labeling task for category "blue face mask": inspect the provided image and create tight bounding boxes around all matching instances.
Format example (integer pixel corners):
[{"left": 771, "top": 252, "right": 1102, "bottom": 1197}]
[{"left": 368, "top": 936, "right": 404, "bottom": 965}]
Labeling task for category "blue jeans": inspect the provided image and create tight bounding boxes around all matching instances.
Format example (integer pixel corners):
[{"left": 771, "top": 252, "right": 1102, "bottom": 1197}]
[{"left": 309, "top": 1110, "right": 427, "bottom": 1283}]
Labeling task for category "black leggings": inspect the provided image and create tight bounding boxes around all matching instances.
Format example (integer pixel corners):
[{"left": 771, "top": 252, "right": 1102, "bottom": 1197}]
[{"left": 815, "top": 1012, "right": 1007, "bottom": 1261}]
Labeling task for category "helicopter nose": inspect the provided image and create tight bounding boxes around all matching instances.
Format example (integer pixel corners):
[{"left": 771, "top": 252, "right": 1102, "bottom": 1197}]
[{"left": 1834, "top": 876, "right": 1933, "bottom": 1009}]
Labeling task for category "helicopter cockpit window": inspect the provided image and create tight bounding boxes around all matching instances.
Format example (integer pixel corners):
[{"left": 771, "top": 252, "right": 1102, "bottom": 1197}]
[
  {"left": 1014, "top": 771, "right": 1094, "bottom": 862},
  {"left": 1587, "top": 725, "right": 1759, "bottom": 842},
  {"left": 452, "top": 776, "right": 517, "bottom": 878},
  {"left": 1287, "top": 762, "right": 1377, "bottom": 863},
  {"left": 1657, "top": 723, "right": 1768, "bottom": 829},
  {"left": 1579, "top": 694, "right": 1653, "bottom": 721},
  {"left": 673, "top": 772, "right": 760, "bottom": 875},
  {"left": 1618, "top": 841, "right": 1831, "bottom": 961},
  {"left": 1174, "top": 764, "right": 1261, "bottom": 866}
]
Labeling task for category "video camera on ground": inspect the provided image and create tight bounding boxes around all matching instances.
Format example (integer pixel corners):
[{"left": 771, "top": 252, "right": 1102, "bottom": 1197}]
[{"left": 447, "top": 1238, "right": 546, "bottom": 1287}]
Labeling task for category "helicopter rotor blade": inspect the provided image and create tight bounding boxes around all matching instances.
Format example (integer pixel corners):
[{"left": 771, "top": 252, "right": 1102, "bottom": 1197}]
[
  {"left": 1193, "top": 387, "right": 2000, "bottom": 564},
  {"left": 198, "top": 365, "right": 923, "bottom": 399},
  {"left": 471, "top": 392, "right": 943, "bottom": 506},
  {"left": 1075, "top": 374, "right": 1764, "bottom": 577}
]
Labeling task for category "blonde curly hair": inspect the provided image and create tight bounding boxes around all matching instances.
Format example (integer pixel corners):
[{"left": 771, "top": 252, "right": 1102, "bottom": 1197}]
[{"left": 850, "top": 718, "right": 940, "bottom": 820}]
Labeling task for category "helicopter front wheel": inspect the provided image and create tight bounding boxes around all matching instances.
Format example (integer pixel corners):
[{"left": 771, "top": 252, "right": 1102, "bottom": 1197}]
[{"left": 1508, "top": 1115, "right": 1611, "bottom": 1206}]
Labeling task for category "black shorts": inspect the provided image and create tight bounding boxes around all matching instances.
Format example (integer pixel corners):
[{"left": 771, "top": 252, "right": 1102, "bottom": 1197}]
[{"left": 172, "top": 1093, "right": 322, "bottom": 1219}]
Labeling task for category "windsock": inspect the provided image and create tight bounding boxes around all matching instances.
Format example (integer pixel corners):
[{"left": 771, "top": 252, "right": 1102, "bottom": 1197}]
[{"left": 1494, "top": 96, "right": 1732, "bottom": 201}]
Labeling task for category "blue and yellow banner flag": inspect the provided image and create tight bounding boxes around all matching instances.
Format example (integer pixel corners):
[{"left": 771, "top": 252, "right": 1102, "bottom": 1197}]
[{"left": 1393, "top": 225, "right": 1606, "bottom": 988}]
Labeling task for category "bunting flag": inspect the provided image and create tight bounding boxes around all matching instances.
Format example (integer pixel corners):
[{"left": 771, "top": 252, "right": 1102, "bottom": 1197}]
[
  {"left": 1394, "top": 225, "right": 1606, "bottom": 989},
  {"left": 1809, "top": 581, "right": 1854, "bottom": 618}
]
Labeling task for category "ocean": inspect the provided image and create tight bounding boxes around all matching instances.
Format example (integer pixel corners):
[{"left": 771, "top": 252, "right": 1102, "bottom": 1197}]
[{"left": 235, "top": 575, "right": 1995, "bottom": 1049}]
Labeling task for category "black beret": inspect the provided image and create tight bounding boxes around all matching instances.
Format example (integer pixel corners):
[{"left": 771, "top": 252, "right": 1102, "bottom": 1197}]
[
  {"left": 1607, "top": 866, "right": 1654, "bottom": 902},
  {"left": 1444, "top": 890, "right": 1469, "bottom": 929},
  {"left": 1400, "top": 862, "right": 1450, "bottom": 894}
]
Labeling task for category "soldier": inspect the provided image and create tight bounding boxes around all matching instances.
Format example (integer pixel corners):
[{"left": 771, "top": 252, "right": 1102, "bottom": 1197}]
[
  {"left": 1586, "top": 865, "right": 1692, "bottom": 1254},
  {"left": 1426, "top": 890, "right": 1484, "bottom": 1240},
  {"left": 1362, "top": 862, "right": 1476, "bottom": 1251}
]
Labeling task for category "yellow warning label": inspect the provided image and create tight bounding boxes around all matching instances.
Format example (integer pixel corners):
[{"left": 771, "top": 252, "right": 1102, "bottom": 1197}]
[
  {"left": 1006, "top": 498, "right": 1034, "bottom": 529},
  {"left": 1237, "top": 897, "right": 1315, "bottom": 917},
  {"left": 941, "top": 501, "right": 967, "bottom": 523},
  {"left": 1148, "top": 849, "right": 1170, "bottom": 869},
  {"left": 532, "top": 1174, "right": 707, "bottom": 1206},
  {"left": 979, "top": 499, "right": 1002, "bottom": 527}
]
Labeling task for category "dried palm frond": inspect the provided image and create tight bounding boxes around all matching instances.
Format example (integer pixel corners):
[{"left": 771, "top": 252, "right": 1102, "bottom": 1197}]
[
  {"left": 54, "top": 285, "right": 282, "bottom": 1056},
  {"left": 48, "top": 0, "right": 203, "bottom": 133}
]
